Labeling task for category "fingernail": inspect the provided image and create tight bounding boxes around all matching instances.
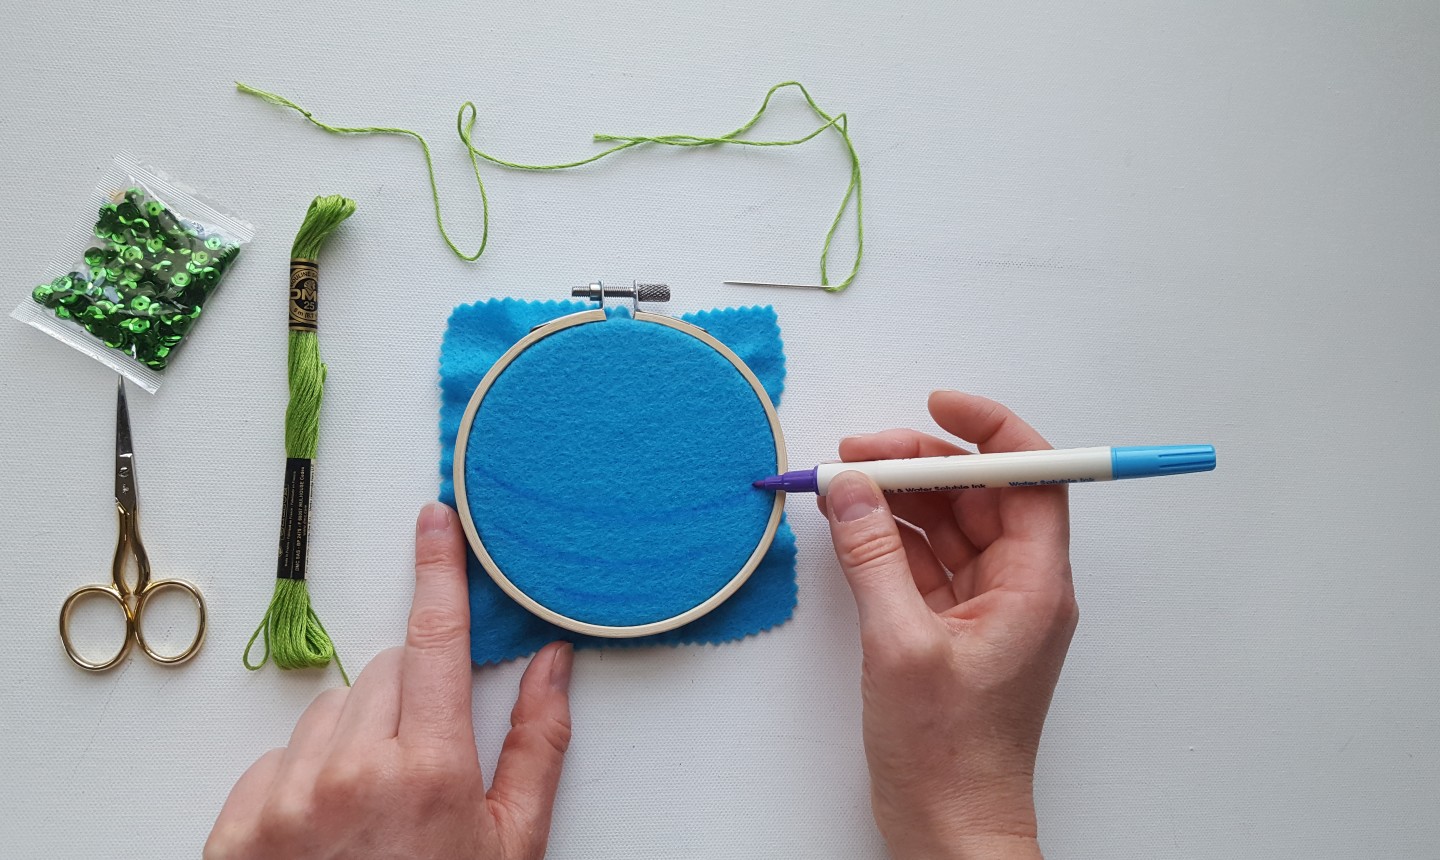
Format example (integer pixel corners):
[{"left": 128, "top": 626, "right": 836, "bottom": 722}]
[
  {"left": 549, "top": 642, "right": 574, "bottom": 691},
  {"left": 418, "top": 502, "right": 454, "bottom": 535},
  {"left": 828, "top": 471, "right": 883, "bottom": 522}
]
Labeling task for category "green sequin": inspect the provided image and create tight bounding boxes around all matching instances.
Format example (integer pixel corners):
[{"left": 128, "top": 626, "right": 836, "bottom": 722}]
[{"left": 140, "top": 347, "right": 171, "bottom": 369}]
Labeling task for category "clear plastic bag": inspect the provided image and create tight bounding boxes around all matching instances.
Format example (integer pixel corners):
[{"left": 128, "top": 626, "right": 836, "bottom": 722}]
[{"left": 10, "top": 153, "right": 254, "bottom": 392}]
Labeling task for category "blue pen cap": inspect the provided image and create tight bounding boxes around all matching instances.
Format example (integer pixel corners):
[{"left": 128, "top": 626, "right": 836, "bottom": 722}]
[{"left": 1111, "top": 445, "right": 1216, "bottom": 479}]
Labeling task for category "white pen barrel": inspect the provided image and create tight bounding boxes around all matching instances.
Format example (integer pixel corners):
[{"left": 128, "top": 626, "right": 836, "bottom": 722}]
[{"left": 814, "top": 447, "right": 1114, "bottom": 494}]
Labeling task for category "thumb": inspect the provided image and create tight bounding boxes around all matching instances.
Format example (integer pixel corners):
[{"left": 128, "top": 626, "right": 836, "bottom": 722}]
[
  {"left": 824, "top": 470, "right": 930, "bottom": 632},
  {"left": 488, "top": 641, "right": 574, "bottom": 850}
]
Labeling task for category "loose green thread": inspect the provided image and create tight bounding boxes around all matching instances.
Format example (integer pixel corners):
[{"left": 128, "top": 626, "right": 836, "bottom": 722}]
[
  {"left": 235, "top": 81, "right": 863, "bottom": 291},
  {"left": 244, "top": 195, "right": 356, "bottom": 686}
]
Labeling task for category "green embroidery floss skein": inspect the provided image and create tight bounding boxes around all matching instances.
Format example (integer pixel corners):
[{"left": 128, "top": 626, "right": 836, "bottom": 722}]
[{"left": 244, "top": 195, "right": 356, "bottom": 685}]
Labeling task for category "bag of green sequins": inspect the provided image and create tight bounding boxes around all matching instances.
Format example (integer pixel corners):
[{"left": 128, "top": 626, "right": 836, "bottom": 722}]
[{"left": 10, "top": 153, "right": 253, "bottom": 392}]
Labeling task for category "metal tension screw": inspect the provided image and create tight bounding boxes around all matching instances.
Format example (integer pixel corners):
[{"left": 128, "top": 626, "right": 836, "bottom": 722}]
[{"left": 571, "top": 280, "right": 672, "bottom": 310}]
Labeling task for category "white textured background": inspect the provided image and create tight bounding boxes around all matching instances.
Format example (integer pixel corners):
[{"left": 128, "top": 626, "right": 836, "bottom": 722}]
[{"left": 2, "top": 2, "right": 1438, "bottom": 858}]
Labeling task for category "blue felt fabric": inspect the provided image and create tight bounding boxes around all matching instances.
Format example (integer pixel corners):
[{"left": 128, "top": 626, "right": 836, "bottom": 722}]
[{"left": 438, "top": 299, "right": 797, "bottom": 665}]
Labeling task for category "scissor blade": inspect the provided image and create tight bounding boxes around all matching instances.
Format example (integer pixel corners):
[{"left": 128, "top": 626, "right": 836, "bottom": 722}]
[{"left": 115, "top": 377, "right": 137, "bottom": 512}]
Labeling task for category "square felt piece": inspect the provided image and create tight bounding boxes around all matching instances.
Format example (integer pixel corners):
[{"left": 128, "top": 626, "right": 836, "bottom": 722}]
[{"left": 438, "top": 299, "right": 797, "bottom": 665}]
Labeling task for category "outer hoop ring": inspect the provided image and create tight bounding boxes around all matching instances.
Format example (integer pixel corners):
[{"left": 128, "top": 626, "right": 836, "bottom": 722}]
[
  {"left": 453, "top": 309, "right": 788, "bottom": 638},
  {"left": 455, "top": 309, "right": 789, "bottom": 636}
]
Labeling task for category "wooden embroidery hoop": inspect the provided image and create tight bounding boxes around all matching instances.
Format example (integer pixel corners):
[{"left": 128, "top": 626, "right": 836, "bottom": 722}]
[{"left": 452, "top": 285, "right": 787, "bottom": 638}]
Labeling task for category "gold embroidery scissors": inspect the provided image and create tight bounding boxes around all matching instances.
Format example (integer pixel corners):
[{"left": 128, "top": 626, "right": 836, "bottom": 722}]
[{"left": 59, "top": 378, "right": 206, "bottom": 671}]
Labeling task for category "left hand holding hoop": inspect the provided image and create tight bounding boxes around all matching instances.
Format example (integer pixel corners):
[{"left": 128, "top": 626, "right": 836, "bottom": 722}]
[{"left": 206, "top": 503, "right": 576, "bottom": 860}]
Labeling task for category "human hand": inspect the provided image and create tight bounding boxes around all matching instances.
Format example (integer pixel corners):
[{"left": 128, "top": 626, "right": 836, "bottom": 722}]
[
  {"left": 206, "top": 503, "right": 575, "bottom": 860},
  {"left": 821, "top": 391, "right": 1077, "bottom": 860}
]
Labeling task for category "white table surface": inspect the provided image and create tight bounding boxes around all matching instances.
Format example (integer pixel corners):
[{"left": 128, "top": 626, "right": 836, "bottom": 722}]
[{"left": 2, "top": 2, "right": 1437, "bottom": 857}]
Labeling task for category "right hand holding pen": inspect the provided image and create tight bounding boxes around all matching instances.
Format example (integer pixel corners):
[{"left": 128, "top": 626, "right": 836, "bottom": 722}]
[{"left": 821, "top": 391, "right": 1078, "bottom": 860}]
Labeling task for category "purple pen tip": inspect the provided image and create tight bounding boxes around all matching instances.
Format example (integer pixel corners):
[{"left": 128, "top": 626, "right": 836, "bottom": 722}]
[{"left": 750, "top": 468, "right": 820, "bottom": 494}]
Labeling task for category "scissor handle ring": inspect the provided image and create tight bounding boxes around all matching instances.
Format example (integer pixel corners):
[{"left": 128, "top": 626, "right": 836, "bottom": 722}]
[
  {"left": 59, "top": 584, "right": 136, "bottom": 672},
  {"left": 133, "top": 578, "right": 207, "bottom": 666}
]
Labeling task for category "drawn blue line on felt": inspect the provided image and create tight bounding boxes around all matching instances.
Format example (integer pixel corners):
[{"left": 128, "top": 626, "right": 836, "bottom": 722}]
[{"left": 469, "top": 466, "right": 763, "bottom": 525}]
